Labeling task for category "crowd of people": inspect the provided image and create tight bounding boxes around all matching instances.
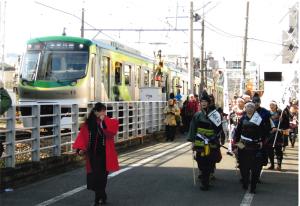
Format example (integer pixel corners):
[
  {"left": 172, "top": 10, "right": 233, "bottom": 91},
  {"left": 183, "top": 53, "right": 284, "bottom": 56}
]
[
  {"left": 0, "top": 81, "right": 298, "bottom": 204},
  {"left": 163, "top": 89, "right": 298, "bottom": 194},
  {"left": 229, "top": 93, "right": 298, "bottom": 193}
]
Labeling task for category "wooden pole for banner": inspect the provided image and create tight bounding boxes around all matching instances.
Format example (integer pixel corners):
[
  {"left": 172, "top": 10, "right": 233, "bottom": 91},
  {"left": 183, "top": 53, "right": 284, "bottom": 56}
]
[
  {"left": 272, "top": 107, "right": 286, "bottom": 147},
  {"left": 273, "top": 85, "right": 290, "bottom": 147},
  {"left": 192, "top": 150, "right": 196, "bottom": 186}
]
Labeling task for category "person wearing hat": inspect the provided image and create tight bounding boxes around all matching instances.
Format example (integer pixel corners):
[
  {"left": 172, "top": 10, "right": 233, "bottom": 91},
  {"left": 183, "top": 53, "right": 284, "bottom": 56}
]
[
  {"left": 187, "top": 91, "right": 224, "bottom": 191},
  {"left": 233, "top": 102, "right": 266, "bottom": 194},
  {"left": 208, "top": 94, "right": 226, "bottom": 180}
]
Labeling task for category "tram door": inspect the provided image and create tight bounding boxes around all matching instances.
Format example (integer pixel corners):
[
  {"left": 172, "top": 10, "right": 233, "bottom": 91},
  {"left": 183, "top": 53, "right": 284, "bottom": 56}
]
[
  {"left": 134, "top": 66, "right": 141, "bottom": 100},
  {"left": 101, "top": 56, "right": 111, "bottom": 101},
  {"left": 90, "top": 55, "right": 95, "bottom": 101},
  {"left": 124, "top": 64, "right": 133, "bottom": 101}
]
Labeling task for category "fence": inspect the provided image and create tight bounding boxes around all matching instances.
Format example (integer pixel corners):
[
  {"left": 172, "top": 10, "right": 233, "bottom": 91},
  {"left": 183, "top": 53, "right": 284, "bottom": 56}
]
[{"left": 0, "top": 101, "right": 166, "bottom": 168}]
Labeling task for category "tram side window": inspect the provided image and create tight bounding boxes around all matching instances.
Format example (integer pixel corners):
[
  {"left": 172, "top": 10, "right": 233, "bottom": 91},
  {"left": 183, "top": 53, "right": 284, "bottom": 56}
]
[
  {"left": 101, "top": 57, "right": 110, "bottom": 84},
  {"left": 115, "top": 62, "right": 122, "bottom": 85},
  {"left": 124, "top": 65, "right": 131, "bottom": 85},
  {"left": 101, "top": 56, "right": 110, "bottom": 97},
  {"left": 144, "top": 70, "right": 149, "bottom": 86}
]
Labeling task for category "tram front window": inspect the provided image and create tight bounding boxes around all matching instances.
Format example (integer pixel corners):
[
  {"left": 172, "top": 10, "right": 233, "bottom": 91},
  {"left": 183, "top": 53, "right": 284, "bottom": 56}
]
[
  {"left": 20, "top": 52, "right": 40, "bottom": 80},
  {"left": 21, "top": 51, "right": 89, "bottom": 81},
  {"left": 42, "top": 51, "right": 89, "bottom": 81}
]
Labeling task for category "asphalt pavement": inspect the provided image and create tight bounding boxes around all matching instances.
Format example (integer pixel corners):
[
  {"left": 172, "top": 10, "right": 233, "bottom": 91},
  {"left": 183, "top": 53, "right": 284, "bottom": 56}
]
[{"left": 1, "top": 133, "right": 298, "bottom": 206}]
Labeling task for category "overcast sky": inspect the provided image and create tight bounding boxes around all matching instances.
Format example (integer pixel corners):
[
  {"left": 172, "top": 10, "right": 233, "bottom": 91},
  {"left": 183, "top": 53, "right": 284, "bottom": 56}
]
[{"left": 2, "top": 0, "right": 298, "bottom": 65}]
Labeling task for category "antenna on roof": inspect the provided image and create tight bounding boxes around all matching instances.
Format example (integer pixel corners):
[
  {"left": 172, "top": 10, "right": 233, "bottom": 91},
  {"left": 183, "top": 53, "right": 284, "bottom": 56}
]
[{"left": 62, "top": 27, "right": 66, "bottom": 36}]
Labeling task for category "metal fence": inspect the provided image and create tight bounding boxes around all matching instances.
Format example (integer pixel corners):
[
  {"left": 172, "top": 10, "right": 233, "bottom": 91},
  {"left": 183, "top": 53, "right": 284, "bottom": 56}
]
[{"left": 0, "top": 101, "right": 167, "bottom": 168}]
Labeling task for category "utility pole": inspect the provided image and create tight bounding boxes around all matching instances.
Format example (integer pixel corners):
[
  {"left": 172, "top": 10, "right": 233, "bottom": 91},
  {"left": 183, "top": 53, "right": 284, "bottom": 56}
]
[
  {"left": 0, "top": 1, "right": 6, "bottom": 83},
  {"left": 200, "top": 6, "right": 205, "bottom": 93},
  {"left": 241, "top": 1, "right": 249, "bottom": 95},
  {"left": 81, "top": 8, "right": 84, "bottom": 38},
  {"left": 189, "top": 1, "right": 194, "bottom": 94}
]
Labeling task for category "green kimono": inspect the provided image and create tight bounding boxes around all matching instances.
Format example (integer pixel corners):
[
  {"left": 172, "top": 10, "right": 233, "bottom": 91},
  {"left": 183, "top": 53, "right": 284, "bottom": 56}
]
[{"left": 0, "top": 88, "right": 12, "bottom": 115}]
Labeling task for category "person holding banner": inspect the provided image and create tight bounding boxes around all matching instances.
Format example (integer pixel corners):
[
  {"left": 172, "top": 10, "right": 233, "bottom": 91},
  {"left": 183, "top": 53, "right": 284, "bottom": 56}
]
[
  {"left": 266, "top": 101, "right": 290, "bottom": 170},
  {"left": 187, "top": 91, "right": 224, "bottom": 191}
]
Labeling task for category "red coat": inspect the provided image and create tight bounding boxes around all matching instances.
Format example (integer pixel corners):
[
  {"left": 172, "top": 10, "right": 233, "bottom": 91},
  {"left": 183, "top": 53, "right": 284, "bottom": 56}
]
[
  {"left": 73, "top": 116, "right": 120, "bottom": 173},
  {"left": 186, "top": 100, "right": 200, "bottom": 115}
]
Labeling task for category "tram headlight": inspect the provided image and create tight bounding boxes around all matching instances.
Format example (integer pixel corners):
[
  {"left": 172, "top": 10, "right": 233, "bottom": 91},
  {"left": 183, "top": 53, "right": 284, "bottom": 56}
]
[{"left": 70, "top": 81, "right": 77, "bottom": 86}]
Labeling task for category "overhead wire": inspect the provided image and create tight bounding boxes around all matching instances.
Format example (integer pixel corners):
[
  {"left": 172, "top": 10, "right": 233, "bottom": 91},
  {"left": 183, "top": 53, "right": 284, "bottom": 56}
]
[
  {"left": 204, "top": 19, "right": 294, "bottom": 48},
  {"left": 34, "top": 1, "right": 118, "bottom": 41}
]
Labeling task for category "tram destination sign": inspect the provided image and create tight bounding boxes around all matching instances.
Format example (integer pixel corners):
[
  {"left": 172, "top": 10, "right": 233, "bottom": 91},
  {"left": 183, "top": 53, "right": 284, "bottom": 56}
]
[{"left": 27, "top": 41, "right": 89, "bottom": 51}]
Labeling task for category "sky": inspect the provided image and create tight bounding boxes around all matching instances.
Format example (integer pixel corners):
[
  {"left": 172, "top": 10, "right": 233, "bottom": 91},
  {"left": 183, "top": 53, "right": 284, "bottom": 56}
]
[{"left": 1, "top": 0, "right": 298, "bottom": 66}]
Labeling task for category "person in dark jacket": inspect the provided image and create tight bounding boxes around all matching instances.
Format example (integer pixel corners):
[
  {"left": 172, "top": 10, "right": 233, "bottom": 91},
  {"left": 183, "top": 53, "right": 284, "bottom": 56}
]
[
  {"left": 233, "top": 102, "right": 266, "bottom": 194},
  {"left": 252, "top": 93, "right": 273, "bottom": 182}
]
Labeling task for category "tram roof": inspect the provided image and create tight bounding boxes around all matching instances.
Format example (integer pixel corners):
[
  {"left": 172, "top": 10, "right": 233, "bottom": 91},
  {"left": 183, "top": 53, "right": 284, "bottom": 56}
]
[
  {"left": 92, "top": 39, "right": 154, "bottom": 62},
  {"left": 27, "top": 36, "right": 154, "bottom": 63},
  {"left": 27, "top": 36, "right": 93, "bottom": 46}
]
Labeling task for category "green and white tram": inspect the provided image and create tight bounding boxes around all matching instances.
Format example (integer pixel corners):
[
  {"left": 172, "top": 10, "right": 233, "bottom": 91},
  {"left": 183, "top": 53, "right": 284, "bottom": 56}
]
[{"left": 18, "top": 36, "right": 168, "bottom": 104}]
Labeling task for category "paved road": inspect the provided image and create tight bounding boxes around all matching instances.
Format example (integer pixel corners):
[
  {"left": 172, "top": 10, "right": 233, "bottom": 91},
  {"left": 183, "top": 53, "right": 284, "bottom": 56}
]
[{"left": 1, "top": 134, "right": 298, "bottom": 206}]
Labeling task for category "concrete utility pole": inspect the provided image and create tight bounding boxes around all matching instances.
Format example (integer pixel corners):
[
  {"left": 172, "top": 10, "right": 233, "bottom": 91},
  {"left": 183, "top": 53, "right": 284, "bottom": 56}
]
[
  {"left": 0, "top": 1, "right": 6, "bottom": 83},
  {"left": 189, "top": 1, "right": 194, "bottom": 94},
  {"left": 200, "top": 5, "right": 205, "bottom": 93},
  {"left": 241, "top": 1, "right": 249, "bottom": 95}
]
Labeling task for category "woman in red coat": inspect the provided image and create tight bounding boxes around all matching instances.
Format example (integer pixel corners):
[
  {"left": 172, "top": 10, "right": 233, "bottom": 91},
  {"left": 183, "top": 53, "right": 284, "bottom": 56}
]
[{"left": 73, "top": 102, "right": 119, "bottom": 206}]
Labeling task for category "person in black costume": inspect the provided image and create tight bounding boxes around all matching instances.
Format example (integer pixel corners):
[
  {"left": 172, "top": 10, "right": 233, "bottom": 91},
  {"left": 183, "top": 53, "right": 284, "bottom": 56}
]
[{"left": 234, "top": 102, "right": 266, "bottom": 193}]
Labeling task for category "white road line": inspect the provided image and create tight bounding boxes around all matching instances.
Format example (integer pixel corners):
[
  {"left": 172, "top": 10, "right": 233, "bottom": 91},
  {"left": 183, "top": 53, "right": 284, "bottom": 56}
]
[
  {"left": 35, "top": 142, "right": 191, "bottom": 206},
  {"left": 240, "top": 169, "right": 264, "bottom": 206},
  {"left": 240, "top": 192, "right": 254, "bottom": 206}
]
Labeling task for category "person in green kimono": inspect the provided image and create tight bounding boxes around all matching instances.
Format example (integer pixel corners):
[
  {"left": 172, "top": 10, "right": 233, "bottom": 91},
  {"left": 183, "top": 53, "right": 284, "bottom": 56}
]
[{"left": 187, "top": 91, "right": 224, "bottom": 191}]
